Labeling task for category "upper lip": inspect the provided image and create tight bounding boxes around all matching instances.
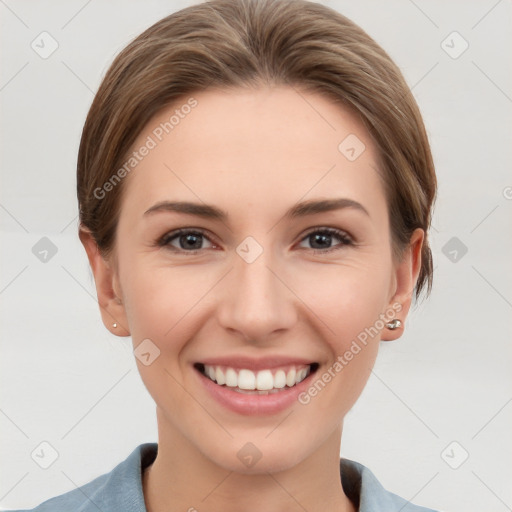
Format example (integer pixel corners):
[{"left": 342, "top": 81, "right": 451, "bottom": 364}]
[{"left": 196, "top": 355, "right": 317, "bottom": 371}]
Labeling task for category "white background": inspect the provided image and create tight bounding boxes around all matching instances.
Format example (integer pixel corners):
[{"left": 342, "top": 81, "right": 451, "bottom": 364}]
[{"left": 1, "top": 1, "right": 511, "bottom": 511}]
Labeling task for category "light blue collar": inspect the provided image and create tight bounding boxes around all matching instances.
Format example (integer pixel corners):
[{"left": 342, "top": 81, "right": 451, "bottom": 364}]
[{"left": 11, "top": 443, "right": 438, "bottom": 512}]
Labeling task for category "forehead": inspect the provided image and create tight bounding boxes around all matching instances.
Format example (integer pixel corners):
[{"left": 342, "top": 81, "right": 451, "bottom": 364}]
[{"left": 119, "top": 86, "right": 386, "bottom": 224}]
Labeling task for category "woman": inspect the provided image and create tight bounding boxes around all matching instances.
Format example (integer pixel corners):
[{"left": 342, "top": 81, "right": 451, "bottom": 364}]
[{"left": 9, "top": 0, "right": 438, "bottom": 510}]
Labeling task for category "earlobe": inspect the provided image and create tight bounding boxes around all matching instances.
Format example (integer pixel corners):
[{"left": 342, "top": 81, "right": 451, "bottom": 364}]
[
  {"left": 79, "top": 227, "right": 130, "bottom": 337},
  {"left": 381, "top": 228, "right": 424, "bottom": 342}
]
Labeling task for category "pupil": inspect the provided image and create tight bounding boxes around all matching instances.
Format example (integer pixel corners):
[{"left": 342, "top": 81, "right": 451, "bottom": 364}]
[
  {"left": 182, "top": 234, "right": 201, "bottom": 249},
  {"left": 312, "top": 233, "right": 330, "bottom": 249}
]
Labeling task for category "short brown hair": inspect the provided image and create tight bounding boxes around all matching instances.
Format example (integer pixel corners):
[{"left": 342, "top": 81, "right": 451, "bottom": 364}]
[{"left": 77, "top": 0, "right": 436, "bottom": 301}]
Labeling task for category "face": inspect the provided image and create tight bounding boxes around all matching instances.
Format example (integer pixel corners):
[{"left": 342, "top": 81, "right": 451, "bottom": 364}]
[{"left": 84, "top": 86, "right": 422, "bottom": 474}]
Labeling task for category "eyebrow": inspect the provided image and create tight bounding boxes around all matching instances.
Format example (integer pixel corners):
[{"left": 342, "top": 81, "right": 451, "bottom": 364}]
[{"left": 143, "top": 198, "right": 370, "bottom": 221}]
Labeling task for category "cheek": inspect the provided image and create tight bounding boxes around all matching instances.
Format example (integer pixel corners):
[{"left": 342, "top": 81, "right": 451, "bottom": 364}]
[
  {"left": 291, "top": 257, "right": 392, "bottom": 343},
  {"left": 121, "top": 261, "right": 214, "bottom": 340},
  {"left": 121, "top": 249, "right": 392, "bottom": 360}
]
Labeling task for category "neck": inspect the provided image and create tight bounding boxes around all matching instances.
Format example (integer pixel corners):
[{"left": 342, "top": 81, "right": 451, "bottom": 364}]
[{"left": 142, "top": 410, "right": 356, "bottom": 512}]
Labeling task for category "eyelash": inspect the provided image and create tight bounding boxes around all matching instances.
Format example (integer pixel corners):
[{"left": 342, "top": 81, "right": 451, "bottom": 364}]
[{"left": 156, "top": 227, "right": 354, "bottom": 255}]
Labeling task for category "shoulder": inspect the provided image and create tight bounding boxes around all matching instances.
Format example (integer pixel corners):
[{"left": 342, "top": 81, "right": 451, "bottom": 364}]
[
  {"left": 5, "top": 447, "right": 440, "bottom": 512},
  {"left": 340, "top": 458, "right": 440, "bottom": 512},
  {"left": 5, "top": 443, "right": 157, "bottom": 512}
]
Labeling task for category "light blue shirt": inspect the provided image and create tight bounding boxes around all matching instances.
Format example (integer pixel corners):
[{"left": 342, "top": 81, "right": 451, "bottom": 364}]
[{"left": 7, "top": 443, "right": 439, "bottom": 511}]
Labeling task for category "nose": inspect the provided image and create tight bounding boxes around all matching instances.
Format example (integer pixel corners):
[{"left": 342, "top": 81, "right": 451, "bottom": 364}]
[{"left": 216, "top": 244, "right": 298, "bottom": 343}]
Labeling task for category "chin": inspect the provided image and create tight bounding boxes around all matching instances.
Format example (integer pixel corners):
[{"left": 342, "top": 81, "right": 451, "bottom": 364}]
[{"left": 199, "top": 434, "right": 317, "bottom": 475}]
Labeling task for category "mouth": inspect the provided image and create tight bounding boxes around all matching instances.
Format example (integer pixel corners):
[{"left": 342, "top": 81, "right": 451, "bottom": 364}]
[{"left": 194, "top": 362, "right": 319, "bottom": 395}]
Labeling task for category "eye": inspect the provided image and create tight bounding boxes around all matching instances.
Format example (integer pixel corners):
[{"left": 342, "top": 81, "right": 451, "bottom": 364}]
[
  {"left": 158, "top": 229, "right": 215, "bottom": 253},
  {"left": 298, "top": 227, "right": 354, "bottom": 253},
  {"left": 157, "top": 227, "right": 354, "bottom": 255}
]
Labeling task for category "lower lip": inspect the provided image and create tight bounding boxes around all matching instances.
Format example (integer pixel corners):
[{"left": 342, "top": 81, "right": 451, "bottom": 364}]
[{"left": 195, "top": 367, "right": 316, "bottom": 416}]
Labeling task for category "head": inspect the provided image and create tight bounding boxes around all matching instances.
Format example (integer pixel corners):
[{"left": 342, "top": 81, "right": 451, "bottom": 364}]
[{"left": 78, "top": 0, "right": 436, "bottom": 474}]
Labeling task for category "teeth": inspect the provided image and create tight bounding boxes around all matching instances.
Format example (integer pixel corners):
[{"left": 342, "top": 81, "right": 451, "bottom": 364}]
[
  {"left": 238, "top": 369, "right": 256, "bottom": 390},
  {"left": 215, "top": 366, "right": 226, "bottom": 385},
  {"left": 274, "top": 370, "right": 286, "bottom": 389},
  {"left": 256, "top": 370, "right": 273, "bottom": 390},
  {"left": 286, "top": 368, "right": 296, "bottom": 387},
  {"left": 225, "top": 367, "right": 237, "bottom": 387},
  {"left": 201, "top": 364, "right": 312, "bottom": 391}
]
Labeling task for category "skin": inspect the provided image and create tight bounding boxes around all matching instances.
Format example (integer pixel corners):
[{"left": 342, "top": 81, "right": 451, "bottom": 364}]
[{"left": 80, "top": 86, "right": 423, "bottom": 512}]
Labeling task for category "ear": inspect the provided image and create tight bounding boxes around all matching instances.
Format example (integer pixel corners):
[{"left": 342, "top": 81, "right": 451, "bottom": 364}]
[
  {"left": 381, "top": 228, "right": 424, "bottom": 341},
  {"left": 79, "top": 227, "right": 130, "bottom": 337}
]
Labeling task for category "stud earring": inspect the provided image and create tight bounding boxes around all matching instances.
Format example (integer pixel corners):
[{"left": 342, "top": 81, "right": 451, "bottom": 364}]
[
  {"left": 385, "top": 319, "right": 402, "bottom": 330},
  {"left": 113, "top": 323, "right": 118, "bottom": 328}
]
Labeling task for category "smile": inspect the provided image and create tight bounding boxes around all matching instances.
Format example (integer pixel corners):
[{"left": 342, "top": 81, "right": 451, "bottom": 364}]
[{"left": 195, "top": 363, "right": 319, "bottom": 395}]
